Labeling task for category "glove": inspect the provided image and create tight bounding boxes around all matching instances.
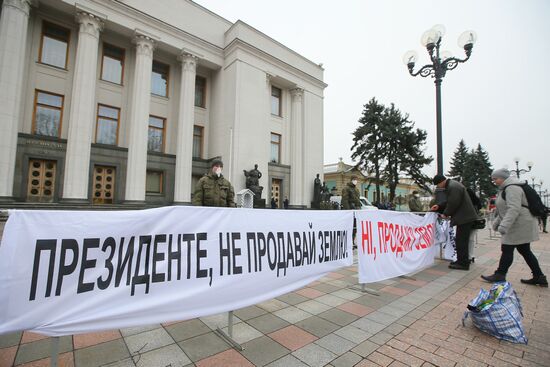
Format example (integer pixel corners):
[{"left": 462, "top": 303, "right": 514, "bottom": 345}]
[{"left": 497, "top": 226, "right": 507, "bottom": 235}]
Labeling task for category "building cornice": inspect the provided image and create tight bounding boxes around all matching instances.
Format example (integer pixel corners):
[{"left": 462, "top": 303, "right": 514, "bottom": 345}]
[
  {"left": 226, "top": 20, "right": 324, "bottom": 73},
  {"left": 224, "top": 38, "right": 327, "bottom": 90},
  {"left": 86, "top": 0, "right": 224, "bottom": 64}
]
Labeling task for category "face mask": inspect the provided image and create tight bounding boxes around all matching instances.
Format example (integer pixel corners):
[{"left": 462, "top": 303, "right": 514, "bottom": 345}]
[
  {"left": 414, "top": 194, "right": 419, "bottom": 198},
  {"left": 213, "top": 167, "right": 222, "bottom": 177},
  {"left": 352, "top": 180, "right": 358, "bottom": 186}
]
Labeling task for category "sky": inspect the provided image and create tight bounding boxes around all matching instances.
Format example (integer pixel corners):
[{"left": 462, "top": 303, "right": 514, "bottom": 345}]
[{"left": 193, "top": 0, "right": 550, "bottom": 197}]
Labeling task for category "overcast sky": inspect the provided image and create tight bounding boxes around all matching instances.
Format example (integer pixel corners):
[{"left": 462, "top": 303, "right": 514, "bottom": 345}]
[{"left": 194, "top": 0, "right": 550, "bottom": 195}]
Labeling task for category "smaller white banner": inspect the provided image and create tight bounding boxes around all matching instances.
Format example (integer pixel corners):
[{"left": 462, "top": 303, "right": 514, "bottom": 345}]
[
  {"left": 434, "top": 219, "right": 457, "bottom": 261},
  {"left": 356, "top": 211, "right": 438, "bottom": 283}
]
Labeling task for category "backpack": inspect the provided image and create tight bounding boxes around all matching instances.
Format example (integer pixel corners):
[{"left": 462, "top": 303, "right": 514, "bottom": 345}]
[
  {"left": 501, "top": 183, "right": 546, "bottom": 218},
  {"left": 466, "top": 187, "right": 482, "bottom": 212}
]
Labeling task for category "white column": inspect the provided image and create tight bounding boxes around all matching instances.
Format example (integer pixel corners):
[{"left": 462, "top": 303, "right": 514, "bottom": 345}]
[
  {"left": 290, "top": 88, "right": 304, "bottom": 207},
  {"left": 0, "top": 0, "right": 31, "bottom": 198},
  {"left": 124, "top": 34, "right": 154, "bottom": 202},
  {"left": 173, "top": 52, "right": 197, "bottom": 203},
  {"left": 62, "top": 12, "right": 103, "bottom": 200}
]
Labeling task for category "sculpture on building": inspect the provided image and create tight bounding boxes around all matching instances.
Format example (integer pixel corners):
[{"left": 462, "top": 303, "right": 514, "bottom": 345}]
[{"left": 243, "top": 164, "right": 264, "bottom": 207}]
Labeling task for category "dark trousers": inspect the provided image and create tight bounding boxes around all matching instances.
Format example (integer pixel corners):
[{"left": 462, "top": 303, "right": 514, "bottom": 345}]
[
  {"left": 455, "top": 222, "right": 473, "bottom": 265},
  {"left": 496, "top": 243, "right": 544, "bottom": 276}
]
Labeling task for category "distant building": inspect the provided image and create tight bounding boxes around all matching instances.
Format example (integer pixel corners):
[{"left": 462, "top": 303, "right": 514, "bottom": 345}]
[
  {"left": 0, "top": 0, "right": 326, "bottom": 208},
  {"left": 323, "top": 159, "right": 422, "bottom": 210}
]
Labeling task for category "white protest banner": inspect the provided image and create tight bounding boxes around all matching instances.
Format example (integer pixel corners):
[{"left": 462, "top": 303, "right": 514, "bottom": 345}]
[
  {"left": 356, "top": 211, "right": 438, "bottom": 283},
  {"left": 0, "top": 207, "right": 353, "bottom": 336}
]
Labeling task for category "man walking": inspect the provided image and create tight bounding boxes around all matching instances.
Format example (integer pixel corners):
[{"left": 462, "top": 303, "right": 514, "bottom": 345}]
[
  {"left": 431, "top": 174, "right": 478, "bottom": 270},
  {"left": 192, "top": 159, "right": 235, "bottom": 207}
]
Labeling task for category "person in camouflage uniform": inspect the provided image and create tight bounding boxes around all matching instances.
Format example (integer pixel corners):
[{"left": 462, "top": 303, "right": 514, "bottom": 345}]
[
  {"left": 341, "top": 176, "right": 361, "bottom": 210},
  {"left": 192, "top": 159, "right": 235, "bottom": 207}
]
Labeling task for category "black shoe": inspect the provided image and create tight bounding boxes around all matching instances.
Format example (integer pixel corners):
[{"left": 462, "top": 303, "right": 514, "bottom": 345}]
[
  {"left": 481, "top": 273, "right": 506, "bottom": 283},
  {"left": 470, "top": 257, "right": 475, "bottom": 264},
  {"left": 543, "top": 230, "right": 548, "bottom": 233},
  {"left": 449, "top": 262, "right": 469, "bottom": 270},
  {"left": 521, "top": 275, "right": 548, "bottom": 287}
]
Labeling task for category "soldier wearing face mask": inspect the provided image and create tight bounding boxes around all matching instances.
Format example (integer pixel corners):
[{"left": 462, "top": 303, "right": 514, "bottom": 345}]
[
  {"left": 192, "top": 159, "right": 235, "bottom": 207},
  {"left": 408, "top": 190, "right": 424, "bottom": 212},
  {"left": 341, "top": 175, "right": 361, "bottom": 210}
]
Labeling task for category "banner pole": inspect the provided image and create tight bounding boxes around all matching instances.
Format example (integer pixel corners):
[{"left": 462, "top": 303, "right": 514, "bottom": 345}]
[
  {"left": 214, "top": 311, "right": 243, "bottom": 351},
  {"left": 350, "top": 283, "right": 380, "bottom": 296},
  {"left": 228, "top": 310, "right": 234, "bottom": 337},
  {"left": 50, "top": 336, "right": 60, "bottom": 367}
]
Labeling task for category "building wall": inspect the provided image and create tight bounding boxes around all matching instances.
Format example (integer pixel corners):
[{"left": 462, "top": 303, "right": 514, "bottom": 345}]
[{"left": 0, "top": 0, "right": 325, "bottom": 208}]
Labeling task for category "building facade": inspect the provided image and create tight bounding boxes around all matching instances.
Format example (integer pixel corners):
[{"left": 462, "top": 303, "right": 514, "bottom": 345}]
[
  {"left": 0, "top": 0, "right": 326, "bottom": 208},
  {"left": 324, "top": 159, "right": 422, "bottom": 211}
]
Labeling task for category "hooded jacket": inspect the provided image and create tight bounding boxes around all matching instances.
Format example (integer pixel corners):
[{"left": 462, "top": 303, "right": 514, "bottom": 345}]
[
  {"left": 192, "top": 172, "right": 235, "bottom": 207},
  {"left": 492, "top": 176, "right": 539, "bottom": 245}
]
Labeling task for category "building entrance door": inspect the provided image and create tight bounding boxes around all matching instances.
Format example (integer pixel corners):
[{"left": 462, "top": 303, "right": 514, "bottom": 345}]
[
  {"left": 271, "top": 179, "right": 282, "bottom": 208},
  {"left": 27, "top": 159, "right": 56, "bottom": 202},
  {"left": 93, "top": 165, "right": 115, "bottom": 204}
]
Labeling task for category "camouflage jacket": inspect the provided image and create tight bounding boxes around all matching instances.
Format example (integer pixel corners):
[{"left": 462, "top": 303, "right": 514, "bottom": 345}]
[
  {"left": 192, "top": 173, "right": 235, "bottom": 207},
  {"left": 341, "top": 182, "right": 361, "bottom": 210}
]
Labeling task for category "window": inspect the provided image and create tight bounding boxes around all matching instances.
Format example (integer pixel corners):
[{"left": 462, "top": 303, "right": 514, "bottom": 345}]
[
  {"left": 101, "top": 43, "right": 124, "bottom": 84},
  {"left": 96, "top": 105, "right": 120, "bottom": 145},
  {"left": 195, "top": 76, "right": 206, "bottom": 107},
  {"left": 271, "top": 86, "right": 282, "bottom": 116},
  {"left": 39, "top": 21, "right": 70, "bottom": 69},
  {"left": 33, "top": 90, "right": 64, "bottom": 137},
  {"left": 193, "top": 125, "right": 203, "bottom": 158},
  {"left": 151, "top": 61, "right": 169, "bottom": 97},
  {"left": 270, "top": 133, "right": 281, "bottom": 163},
  {"left": 146, "top": 170, "right": 163, "bottom": 194},
  {"left": 148, "top": 116, "right": 165, "bottom": 152}
]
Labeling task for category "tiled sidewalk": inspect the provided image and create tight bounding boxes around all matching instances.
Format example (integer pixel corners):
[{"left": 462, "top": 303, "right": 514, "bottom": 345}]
[{"left": 0, "top": 229, "right": 548, "bottom": 367}]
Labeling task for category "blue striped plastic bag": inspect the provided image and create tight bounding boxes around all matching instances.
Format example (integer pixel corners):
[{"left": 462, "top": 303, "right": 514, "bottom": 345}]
[{"left": 462, "top": 282, "right": 527, "bottom": 344}]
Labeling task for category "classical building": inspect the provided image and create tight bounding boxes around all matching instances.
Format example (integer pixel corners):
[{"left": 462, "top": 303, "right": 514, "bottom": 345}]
[
  {"left": 0, "top": 0, "right": 326, "bottom": 208},
  {"left": 324, "top": 159, "right": 423, "bottom": 210}
]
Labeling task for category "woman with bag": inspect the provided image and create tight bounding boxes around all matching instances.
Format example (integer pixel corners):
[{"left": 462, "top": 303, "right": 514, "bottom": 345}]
[{"left": 481, "top": 168, "right": 547, "bottom": 286}]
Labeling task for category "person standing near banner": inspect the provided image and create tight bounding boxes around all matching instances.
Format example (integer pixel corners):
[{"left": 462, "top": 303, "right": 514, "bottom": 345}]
[
  {"left": 192, "top": 159, "right": 235, "bottom": 207},
  {"left": 481, "top": 168, "right": 547, "bottom": 286},
  {"left": 408, "top": 190, "right": 424, "bottom": 212},
  {"left": 342, "top": 176, "right": 361, "bottom": 210},
  {"left": 430, "top": 174, "right": 478, "bottom": 270}
]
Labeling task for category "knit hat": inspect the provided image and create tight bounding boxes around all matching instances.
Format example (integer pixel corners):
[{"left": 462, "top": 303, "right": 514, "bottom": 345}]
[
  {"left": 433, "top": 174, "right": 446, "bottom": 185},
  {"left": 491, "top": 168, "right": 510, "bottom": 180},
  {"left": 211, "top": 159, "right": 223, "bottom": 167}
]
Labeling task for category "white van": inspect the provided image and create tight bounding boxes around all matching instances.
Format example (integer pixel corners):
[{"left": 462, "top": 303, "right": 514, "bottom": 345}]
[{"left": 329, "top": 196, "right": 378, "bottom": 210}]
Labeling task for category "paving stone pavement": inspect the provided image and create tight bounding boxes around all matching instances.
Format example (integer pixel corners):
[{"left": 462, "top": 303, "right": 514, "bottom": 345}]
[{"left": 0, "top": 226, "right": 549, "bottom": 367}]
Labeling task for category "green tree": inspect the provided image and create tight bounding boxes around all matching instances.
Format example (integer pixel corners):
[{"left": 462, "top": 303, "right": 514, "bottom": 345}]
[
  {"left": 351, "top": 98, "right": 386, "bottom": 204},
  {"left": 466, "top": 144, "right": 496, "bottom": 204},
  {"left": 448, "top": 139, "right": 469, "bottom": 179},
  {"left": 351, "top": 99, "right": 433, "bottom": 203}
]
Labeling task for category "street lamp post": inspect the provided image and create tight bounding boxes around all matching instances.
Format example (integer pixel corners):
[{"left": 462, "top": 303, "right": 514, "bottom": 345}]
[
  {"left": 403, "top": 25, "right": 477, "bottom": 175},
  {"left": 510, "top": 158, "right": 533, "bottom": 179}
]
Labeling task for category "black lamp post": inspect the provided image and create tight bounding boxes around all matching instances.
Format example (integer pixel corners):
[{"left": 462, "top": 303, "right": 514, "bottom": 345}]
[
  {"left": 510, "top": 158, "right": 533, "bottom": 179},
  {"left": 404, "top": 25, "right": 477, "bottom": 175}
]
